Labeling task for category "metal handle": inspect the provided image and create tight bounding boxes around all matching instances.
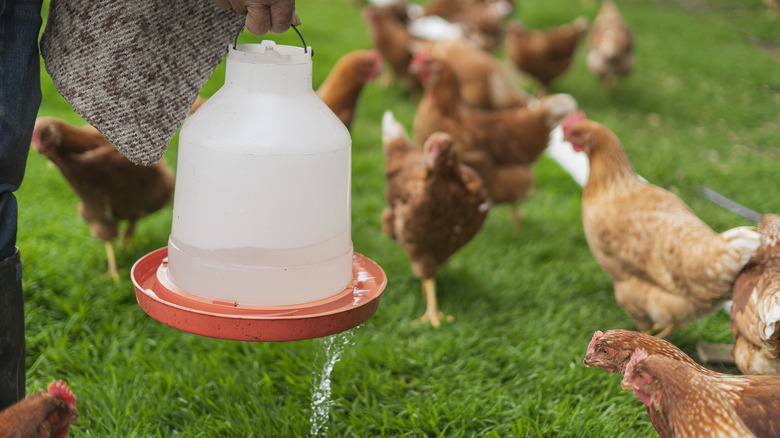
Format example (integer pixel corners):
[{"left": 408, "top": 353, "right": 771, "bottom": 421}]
[{"left": 233, "top": 24, "right": 312, "bottom": 57}]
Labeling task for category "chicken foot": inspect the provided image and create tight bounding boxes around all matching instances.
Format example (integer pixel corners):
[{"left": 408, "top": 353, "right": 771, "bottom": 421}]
[{"left": 414, "top": 277, "right": 454, "bottom": 328}]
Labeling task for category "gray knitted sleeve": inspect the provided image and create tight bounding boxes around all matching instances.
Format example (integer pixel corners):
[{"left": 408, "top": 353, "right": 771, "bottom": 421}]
[{"left": 40, "top": 0, "right": 245, "bottom": 165}]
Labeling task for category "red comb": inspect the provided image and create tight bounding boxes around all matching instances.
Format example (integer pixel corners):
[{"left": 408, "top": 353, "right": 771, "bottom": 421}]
[
  {"left": 625, "top": 348, "right": 648, "bottom": 377},
  {"left": 587, "top": 330, "right": 604, "bottom": 351},
  {"left": 48, "top": 380, "right": 76, "bottom": 406},
  {"left": 562, "top": 110, "right": 586, "bottom": 138}
]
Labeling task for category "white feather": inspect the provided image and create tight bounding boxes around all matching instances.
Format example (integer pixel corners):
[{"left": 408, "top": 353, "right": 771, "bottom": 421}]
[
  {"left": 758, "top": 291, "right": 780, "bottom": 340},
  {"left": 407, "top": 15, "right": 465, "bottom": 41},
  {"left": 381, "top": 110, "right": 409, "bottom": 147},
  {"left": 721, "top": 226, "right": 761, "bottom": 266},
  {"left": 545, "top": 125, "right": 590, "bottom": 186}
]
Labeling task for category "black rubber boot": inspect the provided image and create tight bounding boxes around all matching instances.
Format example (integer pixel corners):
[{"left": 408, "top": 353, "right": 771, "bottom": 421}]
[{"left": 0, "top": 248, "right": 25, "bottom": 410}]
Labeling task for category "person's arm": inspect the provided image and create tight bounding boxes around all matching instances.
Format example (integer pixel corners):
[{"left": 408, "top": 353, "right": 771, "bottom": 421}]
[{"left": 211, "top": 0, "right": 300, "bottom": 35}]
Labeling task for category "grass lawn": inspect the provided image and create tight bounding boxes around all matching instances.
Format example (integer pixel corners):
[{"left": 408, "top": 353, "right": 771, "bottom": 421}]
[{"left": 17, "top": 0, "right": 780, "bottom": 436}]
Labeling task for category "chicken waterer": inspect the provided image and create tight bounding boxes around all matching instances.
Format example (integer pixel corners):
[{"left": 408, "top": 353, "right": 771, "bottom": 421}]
[{"left": 132, "top": 35, "right": 386, "bottom": 342}]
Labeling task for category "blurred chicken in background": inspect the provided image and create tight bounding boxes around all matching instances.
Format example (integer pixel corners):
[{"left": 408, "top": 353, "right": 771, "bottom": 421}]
[
  {"left": 317, "top": 49, "right": 384, "bottom": 130},
  {"left": 31, "top": 117, "right": 175, "bottom": 282},
  {"left": 411, "top": 50, "right": 577, "bottom": 228},
  {"left": 587, "top": 0, "right": 634, "bottom": 93},
  {"left": 505, "top": 16, "right": 588, "bottom": 95}
]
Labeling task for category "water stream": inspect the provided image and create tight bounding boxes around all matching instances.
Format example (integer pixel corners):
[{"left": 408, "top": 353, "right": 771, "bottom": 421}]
[{"left": 309, "top": 328, "right": 357, "bottom": 437}]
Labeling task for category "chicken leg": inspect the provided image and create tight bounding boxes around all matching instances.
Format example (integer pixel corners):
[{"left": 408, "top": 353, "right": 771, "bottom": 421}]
[
  {"left": 118, "top": 220, "right": 137, "bottom": 250},
  {"left": 648, "top": 323, "right": 677, "bottom": 339},
  {"left": 511, "top": 203, "right": 524, "bottom": 232},
  {"left": 415, "top": 277, "right": 453, "bottom": 328},
  {"left": 104, "top": 241, "right": 119, "bottom": 283}
]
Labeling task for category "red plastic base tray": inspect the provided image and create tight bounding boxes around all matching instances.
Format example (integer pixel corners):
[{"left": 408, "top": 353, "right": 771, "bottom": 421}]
[{"left": 132, "top": 247, "right": 387, "bottom": 342}]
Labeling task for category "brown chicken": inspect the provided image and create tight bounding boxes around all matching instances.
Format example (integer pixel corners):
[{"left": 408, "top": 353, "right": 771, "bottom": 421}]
[
  {"left": 731, "top": 213, "right": 780, "bottom": 375},
  {"left": 584, "top": 329, "right": 780, "bottom": 438},
  {"left": 32, "top": 117, "right": 175, "bottom": 282},
  {"left": 584, "top": 329, "right": 703, "bottom": 375},
  {"left": 411, "top": 50, "right": 577, "bottom": 228},
  {"left": 505, "top": 17, "right": 588, "bottom": 94},
  {"left": 363, "top": 4, "right": 421, "bottom": 94},
  {"left": 586, "top": 0, "right": 634, "bottom": 92},
  {"left": 381, "top": 110, "right": 489, "bottom": 327},
  {"left": 563, "top": 111, "right": 760, "bottom": 337},
  {"left": 622, "top": 350, "right": 757, "bottom": 438},
  {"left": 0, "top": 380, "right": 78, "bottom": 438},
  {"left": 316, "top": 49, "right": 384, "bottom": 130},
  {"left": 415, "top": 38, "right": 531, "bottom": 110}
]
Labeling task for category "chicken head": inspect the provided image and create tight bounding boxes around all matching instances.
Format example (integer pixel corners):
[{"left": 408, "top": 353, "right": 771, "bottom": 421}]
[
  {"left": 621, "top": 349, "right": 659, "bottom": 407},
  {"left": 561, "top": 110, "right": 589, "bottom": 152},
  {"left": 583, "top": 330, "right": 627, "bottom": 373},
  {"left": 47, "top": 379, "right": 78, "bottom": 437}
]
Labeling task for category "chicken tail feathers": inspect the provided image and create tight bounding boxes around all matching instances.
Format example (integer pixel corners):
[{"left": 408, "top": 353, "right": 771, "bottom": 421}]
[
  {"left": 533, "top": 93, "right": 578, "bottom": 129},
  {"left": 758, "top": 290, "right": 780, "bottom": 355},
  {"left": 382, "top": 110, "right": 409, "bottom": 146},
  {"left": 721, "top": 226, "right": 761, "bottom": 269}
]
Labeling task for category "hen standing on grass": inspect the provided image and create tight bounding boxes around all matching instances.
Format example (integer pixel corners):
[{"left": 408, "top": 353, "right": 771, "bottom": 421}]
[
  {"left": 410, "top": 50, "right": 576, "bottom": 229},
  {"left": 563, "top": 112, "right": 760, "bottom": 337},
  {"left": 381, "top": 110, "right": 489, "bottom": 327},
  {"left": 0, "top": 379, "right": 78, "bottom": 438},
  {"left": 730, "top": 213, "right": 780, "bottom": 375},
  {"left": 622, "top": 349, "right": 757, "bottom": 438},
  {"left": 586, "top": 0, "right": 633, "bottom": 93},
  {"left": 504, "top": 17, "right": 588, "bottom": 95},
  {"left": 584, "top": 329, "right": 780, "bottom": 437},
  {"left": 363, "top": 4, "right": 421, "bottom": 94},
  {"left": 31, "top": 117, "right": 175, "bottom": 282},
  {"left": 316, "top": 49, "right": 384, "bottom": 130}
]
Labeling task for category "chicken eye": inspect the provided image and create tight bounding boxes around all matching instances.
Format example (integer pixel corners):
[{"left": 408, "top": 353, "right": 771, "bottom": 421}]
[
  {"left": 638, "top": 372, "right": 645, "bottom": 380},
  {"left": 601, "top": 348, "right": 609, "bottom": 356}
]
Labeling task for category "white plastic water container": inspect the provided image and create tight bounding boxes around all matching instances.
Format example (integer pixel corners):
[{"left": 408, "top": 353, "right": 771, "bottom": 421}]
[{"left": 167, "top": 40, "right": 354, "bottom": 306}]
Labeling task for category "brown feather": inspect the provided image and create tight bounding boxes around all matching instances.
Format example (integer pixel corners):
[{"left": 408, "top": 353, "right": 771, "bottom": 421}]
[
  {"left": 626, "top": 354, "right": 755, "bottom": 438},
  {"left": 0, "top": 387, "right": 77, "bottom": 438},
  {"left": 731, "top": 214, "right": 780, "bottom": 375},
  {"left": 382, "top": 127, "right": 489, "bottom": 279}
]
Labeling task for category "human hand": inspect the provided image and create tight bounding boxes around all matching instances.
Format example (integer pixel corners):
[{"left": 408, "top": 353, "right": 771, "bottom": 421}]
[{"left": 212, "top": 0, "right": 300, "bottom": 35}]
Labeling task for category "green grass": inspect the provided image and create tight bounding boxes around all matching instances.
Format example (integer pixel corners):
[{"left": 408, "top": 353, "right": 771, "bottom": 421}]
[{"left": 17, "top": 0, "right": 780, "bottom": 436}]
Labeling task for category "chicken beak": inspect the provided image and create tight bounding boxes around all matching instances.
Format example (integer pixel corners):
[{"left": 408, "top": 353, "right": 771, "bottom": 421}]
[
  {"left": 620, "top": 377, "right": 633, "bottom": 390},
  {"left": 582, "top": 357, "right": 595, "bottom": 367}
]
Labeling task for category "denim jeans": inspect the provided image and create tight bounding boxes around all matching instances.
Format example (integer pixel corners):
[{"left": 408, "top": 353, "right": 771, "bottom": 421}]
[{"left": 0, "top": 0, "right": 43, "bottom": 261}]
